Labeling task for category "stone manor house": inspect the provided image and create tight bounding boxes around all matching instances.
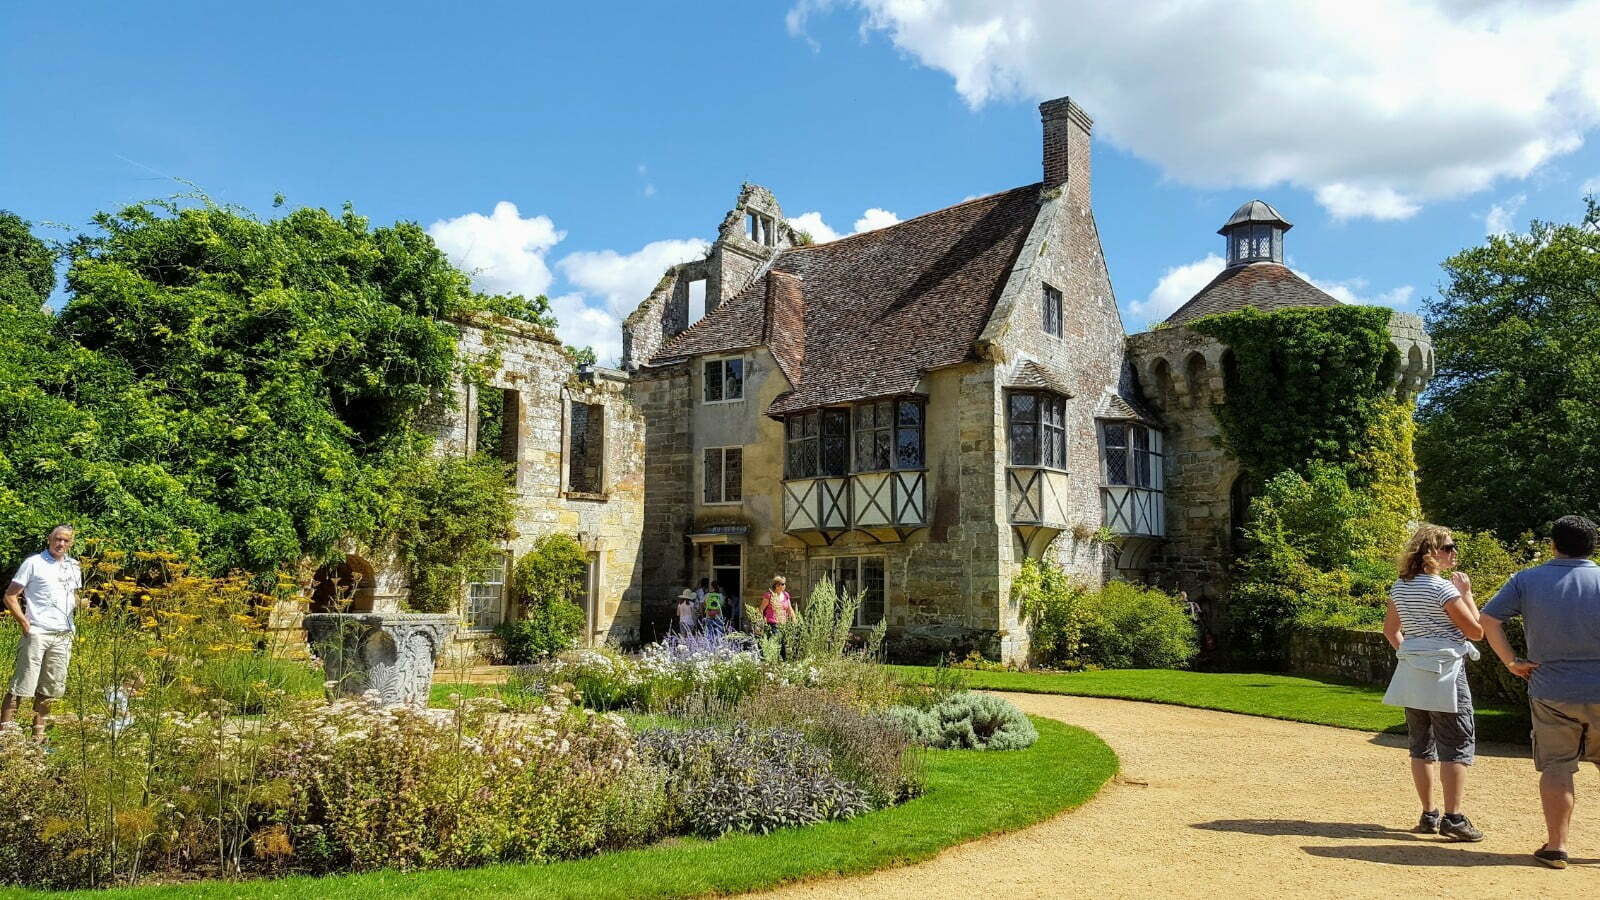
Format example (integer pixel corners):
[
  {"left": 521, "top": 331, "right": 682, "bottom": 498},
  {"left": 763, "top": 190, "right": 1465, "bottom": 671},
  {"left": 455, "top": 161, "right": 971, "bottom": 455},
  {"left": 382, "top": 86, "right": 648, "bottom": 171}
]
[{"left": 329, "top": 96, "right": 1433, "bottom": 664}]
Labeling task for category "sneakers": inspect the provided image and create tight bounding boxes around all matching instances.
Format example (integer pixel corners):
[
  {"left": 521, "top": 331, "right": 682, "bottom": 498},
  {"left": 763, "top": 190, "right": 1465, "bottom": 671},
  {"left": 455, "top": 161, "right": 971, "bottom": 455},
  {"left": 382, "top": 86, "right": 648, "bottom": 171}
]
[
  {"left": 1415, "top": 810, "right": 1442, "bottom": 834},
  {"left": 1534, "top": 845, "right": 1569, "bottom": 870},
  {"left": 1438, "top": 814, "right": 1484, "bottom": 843}
]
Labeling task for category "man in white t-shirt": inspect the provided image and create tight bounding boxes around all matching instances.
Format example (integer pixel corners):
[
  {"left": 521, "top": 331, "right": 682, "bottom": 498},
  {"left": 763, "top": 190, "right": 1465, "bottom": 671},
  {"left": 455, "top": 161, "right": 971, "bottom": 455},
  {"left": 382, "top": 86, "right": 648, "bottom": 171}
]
[{"left": 2, "top": 526, "right": 84, "bottom": 741}]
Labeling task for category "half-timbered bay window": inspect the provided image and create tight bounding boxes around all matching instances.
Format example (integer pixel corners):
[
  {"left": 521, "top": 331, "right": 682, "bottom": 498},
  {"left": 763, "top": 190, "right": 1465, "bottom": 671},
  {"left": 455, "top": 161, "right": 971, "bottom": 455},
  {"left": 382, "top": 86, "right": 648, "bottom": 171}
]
[
  {"left": 1100, "top": 421, "right": 1165, "bottom": 539},
  {"left": 853, "top": 399, "right": 924, "bottom": 472},
  {"left": 1102, "top": 422, "right": 1160, "bottom": 488},
  {"left": 703, "top": 357, "right": 744, "bottom": 403},
  {"left": 703, "top": 446, "right": 742, "bottom": 504},
  {"left": 782, "top": 398, "right": 928, "bottom": 539},
  {"left": 1007, "top": 391, "right": 1067, "bottom": 469}
]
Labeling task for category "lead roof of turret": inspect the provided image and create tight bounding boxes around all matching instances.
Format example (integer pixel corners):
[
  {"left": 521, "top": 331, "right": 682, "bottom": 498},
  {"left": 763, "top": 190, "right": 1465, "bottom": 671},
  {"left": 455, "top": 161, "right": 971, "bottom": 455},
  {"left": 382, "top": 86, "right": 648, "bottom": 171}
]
[{"left": 1217, "top": 199, "right": 1292, "bottom": 235}]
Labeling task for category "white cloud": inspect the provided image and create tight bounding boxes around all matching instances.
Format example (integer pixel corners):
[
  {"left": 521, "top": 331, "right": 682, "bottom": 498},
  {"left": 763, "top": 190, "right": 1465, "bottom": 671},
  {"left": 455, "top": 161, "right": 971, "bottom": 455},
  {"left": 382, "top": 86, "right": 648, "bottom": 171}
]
[
  {"left": 1583, "top": 176, "right": 1600, "bottom": 196},
  {"left": 800, "top": 1, "right": 1600, "bottom": 220},
  {"left": 1484, "top": 193, "right": 1527, "bottom": 235},
  {"left": 788, "top": 211, "right": 841, "bottom": 243},
  {"left": 787, "top": 207, "right": 903, "bottom": 243},
  {"left": 557, "top": 239, "right": 710, "bottom": 317},
  {"left": 1130, "top": 253, "right": 1413, "bottom": 329},
  {"left": 1130, "top": 254, "right": 1225, "bottom": 327},
  {"left": 854, "top": 208, "right": 901, "bottom": 232},
  {"left": 427, "top": 201, "right": 564, "bottom": 298},
  {"left": 429, "top": 201, "right": 707, "bottom": 367}
]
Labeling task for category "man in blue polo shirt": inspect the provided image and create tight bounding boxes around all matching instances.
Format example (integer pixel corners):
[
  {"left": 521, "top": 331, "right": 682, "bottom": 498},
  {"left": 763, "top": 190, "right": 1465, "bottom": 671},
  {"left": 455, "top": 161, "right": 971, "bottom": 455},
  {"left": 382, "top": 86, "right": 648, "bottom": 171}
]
[
  {"left": 1, "top": 526, "right": 83, "bottom": 742},
  {"left": 1482, "top": 515, "right": 1600, "bottom": 870}
]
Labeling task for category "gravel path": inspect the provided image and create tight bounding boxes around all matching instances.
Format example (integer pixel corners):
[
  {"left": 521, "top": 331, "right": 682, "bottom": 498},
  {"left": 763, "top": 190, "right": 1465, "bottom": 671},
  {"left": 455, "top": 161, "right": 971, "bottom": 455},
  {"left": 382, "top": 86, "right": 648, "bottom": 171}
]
[{"left": 758, "top": 691, "right": 1598, "bottom": 898}]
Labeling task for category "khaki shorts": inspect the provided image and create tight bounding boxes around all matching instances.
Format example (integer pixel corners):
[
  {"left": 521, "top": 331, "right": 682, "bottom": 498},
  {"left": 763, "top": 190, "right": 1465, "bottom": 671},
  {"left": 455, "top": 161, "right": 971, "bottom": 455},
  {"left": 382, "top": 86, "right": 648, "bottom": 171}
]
[
  {"left": 1531, "top": 697, "right": 1600, "bottom": 775},
  {"left": 9, "top": 631, "right": 73, "bottom": 700}
]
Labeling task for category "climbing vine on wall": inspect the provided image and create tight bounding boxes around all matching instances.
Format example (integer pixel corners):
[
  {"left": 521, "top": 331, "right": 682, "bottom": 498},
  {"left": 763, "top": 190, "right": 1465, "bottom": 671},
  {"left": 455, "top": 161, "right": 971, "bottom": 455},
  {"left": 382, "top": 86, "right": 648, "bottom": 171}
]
[
  {"left": 1191, "top": 306, "right": 1424, "bottom": 665},
  {"left": 1190, "top": 306, "right": 1399, "bottom": 487}
]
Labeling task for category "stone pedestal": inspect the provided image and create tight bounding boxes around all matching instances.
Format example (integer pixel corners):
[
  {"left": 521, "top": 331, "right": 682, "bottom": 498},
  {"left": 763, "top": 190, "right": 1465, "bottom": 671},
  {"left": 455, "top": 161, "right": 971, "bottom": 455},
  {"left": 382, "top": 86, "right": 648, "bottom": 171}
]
[{"left": 303, "top": 613, "right": 457, "bottom": 707}]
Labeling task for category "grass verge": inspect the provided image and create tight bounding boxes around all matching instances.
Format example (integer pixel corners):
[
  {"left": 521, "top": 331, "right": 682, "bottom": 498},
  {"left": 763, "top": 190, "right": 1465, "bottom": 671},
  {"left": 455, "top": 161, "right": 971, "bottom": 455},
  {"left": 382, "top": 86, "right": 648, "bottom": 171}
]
[
  {"left": 889, "top": 666, "right": 1532, "bottom": 745},
  {"left": 37, "top": 716, "right": 1114, "bottom": 900}
]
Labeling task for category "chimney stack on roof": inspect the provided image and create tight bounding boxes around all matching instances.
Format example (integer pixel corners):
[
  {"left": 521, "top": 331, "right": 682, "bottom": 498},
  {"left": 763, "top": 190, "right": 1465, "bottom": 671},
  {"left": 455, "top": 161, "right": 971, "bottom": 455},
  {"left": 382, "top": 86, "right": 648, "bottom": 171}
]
[{"left": 1039, "top": 97, "right": 1093, "bottom": 195}]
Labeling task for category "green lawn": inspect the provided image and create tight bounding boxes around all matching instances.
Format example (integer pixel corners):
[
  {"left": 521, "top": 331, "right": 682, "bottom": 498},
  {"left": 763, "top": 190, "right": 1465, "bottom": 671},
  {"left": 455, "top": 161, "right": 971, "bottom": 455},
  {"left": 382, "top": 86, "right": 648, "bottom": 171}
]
[
  {"left": 890, "top": 666, "right": 1533, "bottom": 745},
  {"left": 36, "top": 717, "right": 1114, "bottom": 900}
]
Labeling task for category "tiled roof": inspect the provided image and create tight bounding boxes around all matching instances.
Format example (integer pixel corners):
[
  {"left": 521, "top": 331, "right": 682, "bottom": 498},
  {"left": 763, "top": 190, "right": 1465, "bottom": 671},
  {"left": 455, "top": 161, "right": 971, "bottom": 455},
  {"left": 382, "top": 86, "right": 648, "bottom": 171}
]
[
  {"left": 1004, "top": 359, "right": 1075, "bottom": 396},
  {"left": 1094, "top": 388, "right": 1160, "bottom": 426},
  {"left": 1161, "top": 262, "right": 1341, "bottom": 326},
  {"left": 652, "top": 184, "right": 1043, "bottom": 416}
]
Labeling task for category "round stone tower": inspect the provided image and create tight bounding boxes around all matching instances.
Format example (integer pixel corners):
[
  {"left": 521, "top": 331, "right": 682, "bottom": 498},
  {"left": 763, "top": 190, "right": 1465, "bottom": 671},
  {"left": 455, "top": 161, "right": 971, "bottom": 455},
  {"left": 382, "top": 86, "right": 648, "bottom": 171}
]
[{"left": 1125, "top": 200, "right": 1433, "bottom": 613}]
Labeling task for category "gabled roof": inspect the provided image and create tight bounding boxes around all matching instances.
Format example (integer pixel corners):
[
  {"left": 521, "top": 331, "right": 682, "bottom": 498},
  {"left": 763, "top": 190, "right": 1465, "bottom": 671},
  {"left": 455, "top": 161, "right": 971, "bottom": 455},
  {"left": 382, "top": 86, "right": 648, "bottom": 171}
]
[
  {"left": 1004, "top": 359, "right": 1075, "bottom": 397},
  {"left": 1094, "top": 388, "right": 1160, "bottom": 426},
  {"left": 652, "top": 184, "right": 1044, "bottom": 417},
  {"left": 1161, "top": 262, "right": 1341, "bottom": 327}
]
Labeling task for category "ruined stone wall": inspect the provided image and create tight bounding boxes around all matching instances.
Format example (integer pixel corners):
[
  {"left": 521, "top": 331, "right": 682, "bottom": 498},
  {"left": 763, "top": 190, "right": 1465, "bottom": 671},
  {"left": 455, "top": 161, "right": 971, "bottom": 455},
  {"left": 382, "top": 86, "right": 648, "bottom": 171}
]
[
  {"left": 632, "top": 361, "right": 695, "bottom": 641},
  {"left": 439, "top": 315, "right": 646, "bottom": 659}
]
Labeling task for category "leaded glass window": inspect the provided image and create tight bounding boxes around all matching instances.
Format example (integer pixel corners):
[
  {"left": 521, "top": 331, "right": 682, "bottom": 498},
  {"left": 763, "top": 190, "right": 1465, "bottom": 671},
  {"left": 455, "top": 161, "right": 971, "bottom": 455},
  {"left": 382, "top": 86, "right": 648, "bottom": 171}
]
[
  {"left": 704, "top": 447, "right": 742, "bottom": 504},
  {"left": 785, "top": 411, "right": 820, "bottom": 478},
  {"left": 854, "top": 401, "right": 893, "bottom": 472},
  {"left": 1043, "top": 284, "right": 1063, "bottom": 337},
  {"left": 1104, "top": 422, "right": 1161, "bottom": 488},
  {"left": 703, "top": 358, "right": 744, "bottom": 403},
  {"left": 1008, "top": 391, "right": 1066, "bottom": 468},
  {"left": 821, "top": 409, "right": 850, "bottom": 476},
  {"left": 894, "top": 400, "right": 924, "bottom": 469}
]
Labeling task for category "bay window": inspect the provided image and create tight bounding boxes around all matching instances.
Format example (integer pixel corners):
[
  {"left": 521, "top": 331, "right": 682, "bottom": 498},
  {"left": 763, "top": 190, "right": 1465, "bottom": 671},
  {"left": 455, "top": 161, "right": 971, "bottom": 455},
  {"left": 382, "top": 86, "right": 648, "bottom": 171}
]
[{"left": 1008, "top": 391, "right": 1067, "bottom": 469}]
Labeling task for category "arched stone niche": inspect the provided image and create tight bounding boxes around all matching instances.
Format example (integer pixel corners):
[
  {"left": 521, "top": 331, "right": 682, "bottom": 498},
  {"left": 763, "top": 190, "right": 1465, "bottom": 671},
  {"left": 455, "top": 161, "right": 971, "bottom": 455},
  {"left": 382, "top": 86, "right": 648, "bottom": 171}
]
[{"left": 310, "top": 554, "right": 378, "bottom": 614}]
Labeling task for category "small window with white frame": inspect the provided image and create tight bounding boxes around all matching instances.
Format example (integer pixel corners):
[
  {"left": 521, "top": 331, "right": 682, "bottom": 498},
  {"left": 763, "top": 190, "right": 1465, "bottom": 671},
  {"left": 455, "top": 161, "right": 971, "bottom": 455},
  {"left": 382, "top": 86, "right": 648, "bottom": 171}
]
[
  {"left": 703, "top": 357, "right": 744, "bottom": 403},
  {"left": 703, "top": 446, "right": 742, "bottom": 505},
  {"left": 465, "top": 554, "right": 510, "bottom": 632}
]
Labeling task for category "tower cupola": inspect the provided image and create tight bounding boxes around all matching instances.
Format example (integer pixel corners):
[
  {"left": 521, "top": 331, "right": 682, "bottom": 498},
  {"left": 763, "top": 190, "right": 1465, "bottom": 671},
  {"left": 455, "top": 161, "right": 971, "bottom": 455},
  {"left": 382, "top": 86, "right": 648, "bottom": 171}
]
[{"left": 1218, "top": 199, "right": 1291, "bottom": 267}]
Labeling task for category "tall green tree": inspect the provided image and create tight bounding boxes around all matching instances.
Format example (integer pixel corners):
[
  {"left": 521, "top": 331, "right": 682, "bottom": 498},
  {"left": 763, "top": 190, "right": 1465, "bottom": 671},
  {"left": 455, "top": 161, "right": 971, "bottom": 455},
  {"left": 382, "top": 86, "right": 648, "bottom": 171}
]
[
  {"left": 1, "top": 199, "right": 525, "bottom": 601},
  {"left": 1417, "top": 198, "right": 1600, "bottom": 540}
]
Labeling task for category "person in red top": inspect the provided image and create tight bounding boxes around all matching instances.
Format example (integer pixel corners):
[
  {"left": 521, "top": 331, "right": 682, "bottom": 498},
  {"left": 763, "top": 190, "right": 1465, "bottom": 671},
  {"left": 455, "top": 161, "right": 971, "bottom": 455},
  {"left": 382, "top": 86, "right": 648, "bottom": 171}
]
[{"left": 760, "top": 576, "right": 792, "bottom": 635}]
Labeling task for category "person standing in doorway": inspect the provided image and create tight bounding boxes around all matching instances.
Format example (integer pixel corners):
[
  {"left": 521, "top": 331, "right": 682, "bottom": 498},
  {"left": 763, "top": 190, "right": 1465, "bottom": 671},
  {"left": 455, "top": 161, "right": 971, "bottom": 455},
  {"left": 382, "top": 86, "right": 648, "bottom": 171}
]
[
  {"left": 702, "top": 581, "right": 725, "bottom": 636},
  {"left": 1381, "top": 524, "right": 1485, "bottom": 842},
  {"left": 1481, "top": 515, "right": 1600, "bottom": 870},
  {"left": 2, "top": 526, "right": 84, "bottom": 743}
]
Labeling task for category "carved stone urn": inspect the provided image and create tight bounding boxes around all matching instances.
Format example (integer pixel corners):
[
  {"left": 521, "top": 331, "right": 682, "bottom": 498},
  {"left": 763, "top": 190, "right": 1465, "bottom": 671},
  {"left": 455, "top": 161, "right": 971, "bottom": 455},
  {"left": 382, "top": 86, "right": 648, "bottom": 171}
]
[{"left": 302, "top": 612, "right": 457, "bottom": 707}]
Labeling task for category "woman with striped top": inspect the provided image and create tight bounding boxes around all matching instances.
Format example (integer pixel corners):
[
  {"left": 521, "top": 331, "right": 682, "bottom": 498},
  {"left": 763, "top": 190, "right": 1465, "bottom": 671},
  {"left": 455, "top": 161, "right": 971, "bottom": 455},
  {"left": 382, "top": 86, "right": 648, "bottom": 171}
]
[{"left": 1383, "top": 524, "right": 1485, "bottom": 842}]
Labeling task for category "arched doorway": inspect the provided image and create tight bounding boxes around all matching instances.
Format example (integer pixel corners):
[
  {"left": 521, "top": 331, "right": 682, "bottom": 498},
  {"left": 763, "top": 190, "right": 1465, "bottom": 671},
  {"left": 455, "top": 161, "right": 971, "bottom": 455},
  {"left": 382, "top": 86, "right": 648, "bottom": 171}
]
[{"left": 310, "top": 555, "right": 378, "bottom": 613}]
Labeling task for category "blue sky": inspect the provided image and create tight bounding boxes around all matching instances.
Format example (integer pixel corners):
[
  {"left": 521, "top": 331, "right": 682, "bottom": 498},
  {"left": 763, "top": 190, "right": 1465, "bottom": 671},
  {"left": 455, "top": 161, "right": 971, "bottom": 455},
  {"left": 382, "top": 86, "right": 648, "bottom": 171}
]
[{"left": 4, "top": 1, "right": 1599, "bottom": 363}]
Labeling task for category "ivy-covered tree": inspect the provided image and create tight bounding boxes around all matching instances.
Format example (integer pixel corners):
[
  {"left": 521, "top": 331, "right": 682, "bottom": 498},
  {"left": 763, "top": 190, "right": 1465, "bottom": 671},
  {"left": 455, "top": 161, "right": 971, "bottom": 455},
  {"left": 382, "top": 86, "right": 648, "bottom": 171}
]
[
  {"left": 1417, "top": 198, "right": 1600, "bottom": 540},
  {"left": 1, "top": 199, "right": 525, "bottom": 604}
]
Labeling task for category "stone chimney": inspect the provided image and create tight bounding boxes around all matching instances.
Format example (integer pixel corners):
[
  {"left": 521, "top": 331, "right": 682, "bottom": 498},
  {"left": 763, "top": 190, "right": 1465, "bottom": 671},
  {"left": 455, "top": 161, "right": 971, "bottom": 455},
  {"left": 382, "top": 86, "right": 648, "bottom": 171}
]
[{"left": 1040, "top": 97, "right": 1093, "bottom": 196}]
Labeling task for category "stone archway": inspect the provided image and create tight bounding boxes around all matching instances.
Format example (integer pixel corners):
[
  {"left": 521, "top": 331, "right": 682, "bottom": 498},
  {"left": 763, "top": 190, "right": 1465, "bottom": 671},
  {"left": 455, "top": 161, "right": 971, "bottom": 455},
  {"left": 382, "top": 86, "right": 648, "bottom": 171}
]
[{"left": 310, "top": 554, "right": 378, "bottom": 613}]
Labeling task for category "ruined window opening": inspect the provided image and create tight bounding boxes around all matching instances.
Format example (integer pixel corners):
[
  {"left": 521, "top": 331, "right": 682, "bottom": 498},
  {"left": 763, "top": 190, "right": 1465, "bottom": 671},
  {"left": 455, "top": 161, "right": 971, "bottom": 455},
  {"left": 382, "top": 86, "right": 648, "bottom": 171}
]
[
  {"left": 747, "top": 212, "right": 776, "bottom": 246},
  {"left": 1103, "top": 422, "right": 1162, "bottom": 489},
  {"left": 568, "top": 401, "right": 605, "bottom": 494},
  {"left": 703, "top": 446, "right": 743, "bottom": 504},
  {"left": 465, "top": 553, "right": 509, "bottom": 632},
  {"left": 687, "top": 278, "right": 707, "bottom": 324},
  {"left": 810, "top": 556, "right": 886, "bottom": 627},
  {"left": 1007, "top": 391, "right": 1067, "bottom": 469},
  {"left": 1042, "top": 284, "right": 1063, "bottom": 337},
  {"left": 475, "top": 386, "right": 520, "bottom": 470},
  {"left": 703, "top": 357, "right": 744, "bottom": 403}
]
